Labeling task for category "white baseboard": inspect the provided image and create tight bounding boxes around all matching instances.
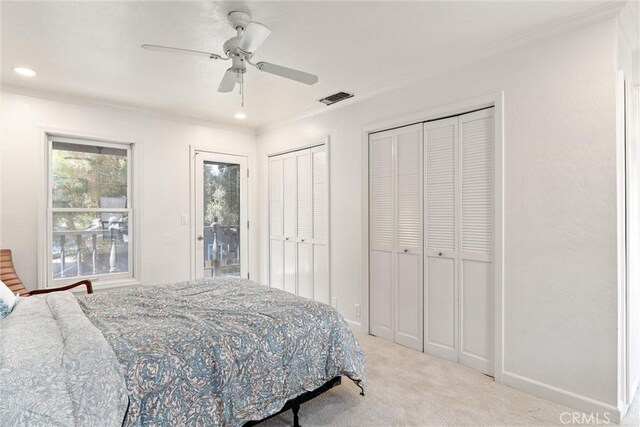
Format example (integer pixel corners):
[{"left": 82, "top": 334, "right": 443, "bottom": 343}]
[
  {"left": 631, "top": 379, "right": 639, "bottom": 407},
  {"left": 502, "top": 371, "right": 621, "bottom": 423},
  {"left": 346, "top": 319, "right": 364, "bottom": 334},
  {"left": 622, "top": 381, "right": 640, "bottom": 419}
]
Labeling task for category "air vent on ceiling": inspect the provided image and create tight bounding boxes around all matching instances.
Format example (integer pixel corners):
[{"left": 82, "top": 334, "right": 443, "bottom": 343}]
[{"left": 319, "top": 91, "right": 354, "bottom": 106}]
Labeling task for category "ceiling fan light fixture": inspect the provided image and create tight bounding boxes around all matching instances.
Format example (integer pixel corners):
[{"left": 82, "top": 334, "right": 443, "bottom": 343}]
[
  {"left": 14, "top": 66, "right": 36, "bottom": 77},
  {"left": 234, "top": 111, "right": 247, "bottom": 120}
]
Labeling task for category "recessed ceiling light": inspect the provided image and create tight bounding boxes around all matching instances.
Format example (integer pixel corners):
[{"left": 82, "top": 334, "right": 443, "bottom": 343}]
[
  {"left": 14, "top": 67, "right": 37, "bottom": 77},
  {"left": 234, "top": 111, "right": 247, "bottom": 120}
]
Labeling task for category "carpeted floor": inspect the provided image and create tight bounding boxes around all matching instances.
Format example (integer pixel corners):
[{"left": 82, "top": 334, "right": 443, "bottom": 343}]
[{"left": 261, "top": 334, "right": 640, "bottom": 426}]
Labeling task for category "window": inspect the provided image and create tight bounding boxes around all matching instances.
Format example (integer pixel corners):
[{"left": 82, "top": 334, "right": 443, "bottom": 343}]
[{"left": 47, "top": 137, "right": 133, "bottom": 286}]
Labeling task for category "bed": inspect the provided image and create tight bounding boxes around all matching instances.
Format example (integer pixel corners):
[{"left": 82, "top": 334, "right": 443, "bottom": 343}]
[{"left": 0, "top": 278, "right": 366, "bottom": 426}]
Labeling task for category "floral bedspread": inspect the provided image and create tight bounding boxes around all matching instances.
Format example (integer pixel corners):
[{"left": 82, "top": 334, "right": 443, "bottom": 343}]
[{"left": 78, "top": 278, "right": 366, "bottom": 426}]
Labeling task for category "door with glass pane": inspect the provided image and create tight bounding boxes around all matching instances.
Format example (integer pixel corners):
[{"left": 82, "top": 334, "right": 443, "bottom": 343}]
[{"left": 194, "top": 152, "right": 248, "bottom": 279}]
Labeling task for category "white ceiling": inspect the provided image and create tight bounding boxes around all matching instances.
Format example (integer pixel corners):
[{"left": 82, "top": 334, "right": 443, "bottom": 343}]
[{"left": 1, "top": 1, "right": 610, "bottom": 130}]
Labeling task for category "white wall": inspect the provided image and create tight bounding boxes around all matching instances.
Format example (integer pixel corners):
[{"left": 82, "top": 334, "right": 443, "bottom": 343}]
[
  {"left": 257, "top": 18, "right": 620, "bottom": 416},
  {"left": 617, "top": 1, "right": 640, "bottom": 413},
  {"left": 0, "top": 92, "right": 258, "bottom": 289}
]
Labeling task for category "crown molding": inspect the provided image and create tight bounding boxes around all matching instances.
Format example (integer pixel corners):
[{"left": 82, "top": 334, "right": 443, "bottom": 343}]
[
  {"left": 0, "top": 83, "right": 257, "bottom": 136},
  {"left": 617, "top": 0, "right": 640, "bottom": 50},
  {"left": 257, "top": 0, "right": 627, "bottom": 135}
]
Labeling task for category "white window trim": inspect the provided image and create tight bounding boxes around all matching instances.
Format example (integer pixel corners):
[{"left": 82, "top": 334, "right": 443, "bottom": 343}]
[{"left": 38, "top": 129, "right": 143, "bottom": 290}]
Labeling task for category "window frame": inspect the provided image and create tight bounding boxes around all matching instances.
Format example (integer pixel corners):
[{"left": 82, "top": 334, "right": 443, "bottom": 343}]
[{"left": 44, "top": 135, "right": 136, "bottom": 288}]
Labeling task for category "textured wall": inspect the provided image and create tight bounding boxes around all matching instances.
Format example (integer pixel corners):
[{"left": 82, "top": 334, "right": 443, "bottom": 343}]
[
  {"left": 257, "top": 19, "right": 619, "bottom": 409},
  {"left": 0, "top": 93, "right": 258, "bottom": 288}
]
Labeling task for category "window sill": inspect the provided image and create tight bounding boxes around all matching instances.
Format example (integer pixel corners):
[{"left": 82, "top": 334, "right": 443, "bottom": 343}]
[{"left": 43, "top": 278, "right": 142, "bottom": 293}]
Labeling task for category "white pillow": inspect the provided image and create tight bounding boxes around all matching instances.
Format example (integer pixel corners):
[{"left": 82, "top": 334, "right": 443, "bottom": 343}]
[{"left": 0, "top": 279, "right": 18, "bottom": 318}]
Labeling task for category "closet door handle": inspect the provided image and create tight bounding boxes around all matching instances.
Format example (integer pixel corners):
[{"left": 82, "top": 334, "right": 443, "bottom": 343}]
[
  {"left": 438, "top": 252, "right": 442, "bottom": 256},
  {"left": 404, "top": 249, "right": 409, "bottom": 253},
  {"left": 301, "top": 239, "right": 306, "bottom": 242},
  {"left": 285, "top": 237, "right": 290, "bottom": 241}
]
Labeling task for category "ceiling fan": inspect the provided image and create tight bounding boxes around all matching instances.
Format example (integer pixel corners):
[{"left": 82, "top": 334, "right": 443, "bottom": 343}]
[{"left": 141, "top": 10, "right": 318, "bottom": 94}]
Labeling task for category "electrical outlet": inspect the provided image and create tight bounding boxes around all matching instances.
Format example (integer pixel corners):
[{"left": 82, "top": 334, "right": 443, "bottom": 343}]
[
  {"left": 181, "top": 214, "right": 189, "bottom": 225},
  {"left": 331, "top": 297, "right": 338, "bottom": 308},
  {"left": 354, "top": 303, "right": 360, "bottom": 317}
]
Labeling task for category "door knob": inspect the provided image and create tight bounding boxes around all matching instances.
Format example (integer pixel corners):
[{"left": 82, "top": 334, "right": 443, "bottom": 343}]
[
  {"left": 404, "top": 249, "right": 409, "bottom": 253},
  {"left": 197, "top": 235, "right": 204, "bottom": 241},
  {"left": 301, "top": 239, "right": 306, "bottom": 242},
  {"left": 438, "top": 252, "right": 442, "bottom": 256}
]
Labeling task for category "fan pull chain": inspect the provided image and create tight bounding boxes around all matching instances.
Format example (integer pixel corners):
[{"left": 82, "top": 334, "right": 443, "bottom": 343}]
[{"left": 241, "top": 72, "right": 245, "bottom": 108}]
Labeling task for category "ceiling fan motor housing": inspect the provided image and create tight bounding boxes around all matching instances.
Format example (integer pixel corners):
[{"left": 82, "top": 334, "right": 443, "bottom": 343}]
[{"left": 223, "top": 36, "right": 242, "bottom": 56}]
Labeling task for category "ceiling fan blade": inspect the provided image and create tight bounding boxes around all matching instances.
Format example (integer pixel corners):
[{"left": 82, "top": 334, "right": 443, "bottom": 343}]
[
  {"left": 218, "top": 68, "right": 238, "bottom": 93},
  {"left": 141, "top": 44, "right": 221, "bottom": 59},
  {"left": 238, "top": 22, "right": 271, "bottom": 53},
  {"left": 255, "top": 62, "right": 318, "bottom": 85}
]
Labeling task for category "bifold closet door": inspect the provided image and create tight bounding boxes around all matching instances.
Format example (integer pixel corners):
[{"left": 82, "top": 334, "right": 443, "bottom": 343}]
[
  {"left": 269, "top": 157, "right": 284, "bottom": 290},
  {"left": 369, "top": 124, "right": 423, "bottom": 351},
  {"left": 458, "top": 108, "right": 494, "bottom": 376},
  {"left": 424, "top": 117, "right": 459, "bottom": 362},
  {"left": 282, "top": 154, "right": 297, "bottom": 295},
  {"left": 311, "top": 146, "right": 329, "bottom": 304},
  {"left": 369, "top": 132, "right": 395, "bottom": 342},
  {"left": 296, "top": 151, "right": 312, "bottom": 299},
  {"left": 423, "top": 108, "right": 495, "bottom": 376},
  {"left": 269, "top": 145, "right": 329, "bottom": 304},
  {"left": 394, "top": 125, "right": 423, "bottom": 351}
]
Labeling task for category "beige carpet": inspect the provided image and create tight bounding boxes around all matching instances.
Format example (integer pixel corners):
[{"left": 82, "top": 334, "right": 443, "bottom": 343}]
[{"left": 261, "top": 334, "right": 639, "bottom": 426}]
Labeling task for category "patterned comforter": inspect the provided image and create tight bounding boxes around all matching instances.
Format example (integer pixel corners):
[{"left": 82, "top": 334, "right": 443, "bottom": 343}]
[
  {"left": 78, "top": 278, "right": 366, "bottom": 426},
  {"left": 0, "top": 292, "right": 129, "bottom": 426}
]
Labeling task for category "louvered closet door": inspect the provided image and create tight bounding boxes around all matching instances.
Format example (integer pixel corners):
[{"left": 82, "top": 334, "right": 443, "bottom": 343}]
[
  {"left": 282, "top": 154, "right": 298, "bottom": 295},
  {"left": 369, "top": 131, "right": 395, "bottom": 342},
  {"left": 394, "top": 124, "right": 423, "bottom": 351},
  {"left": 269, "top": 145, "right": 329, "bottom": 304},
  {"left": 458, "top": 108, "right": 494, "bottom": 375},
  {"left": 424, "top": 117, "right": 459, "bottom": 362},
  {"left": 311, "top": 146, "right": 329, "bottom": 304},
  {"left": 296, "top": 151, "right": 313, "bottom": 299},
  {"left": 269, "top": 157, "right": 284, "bottom": 290}
]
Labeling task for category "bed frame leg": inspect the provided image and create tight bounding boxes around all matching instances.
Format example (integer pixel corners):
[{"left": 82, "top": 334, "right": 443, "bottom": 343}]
[{"left": 292, "top": 404, "right": 300, "bottom": 427}]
